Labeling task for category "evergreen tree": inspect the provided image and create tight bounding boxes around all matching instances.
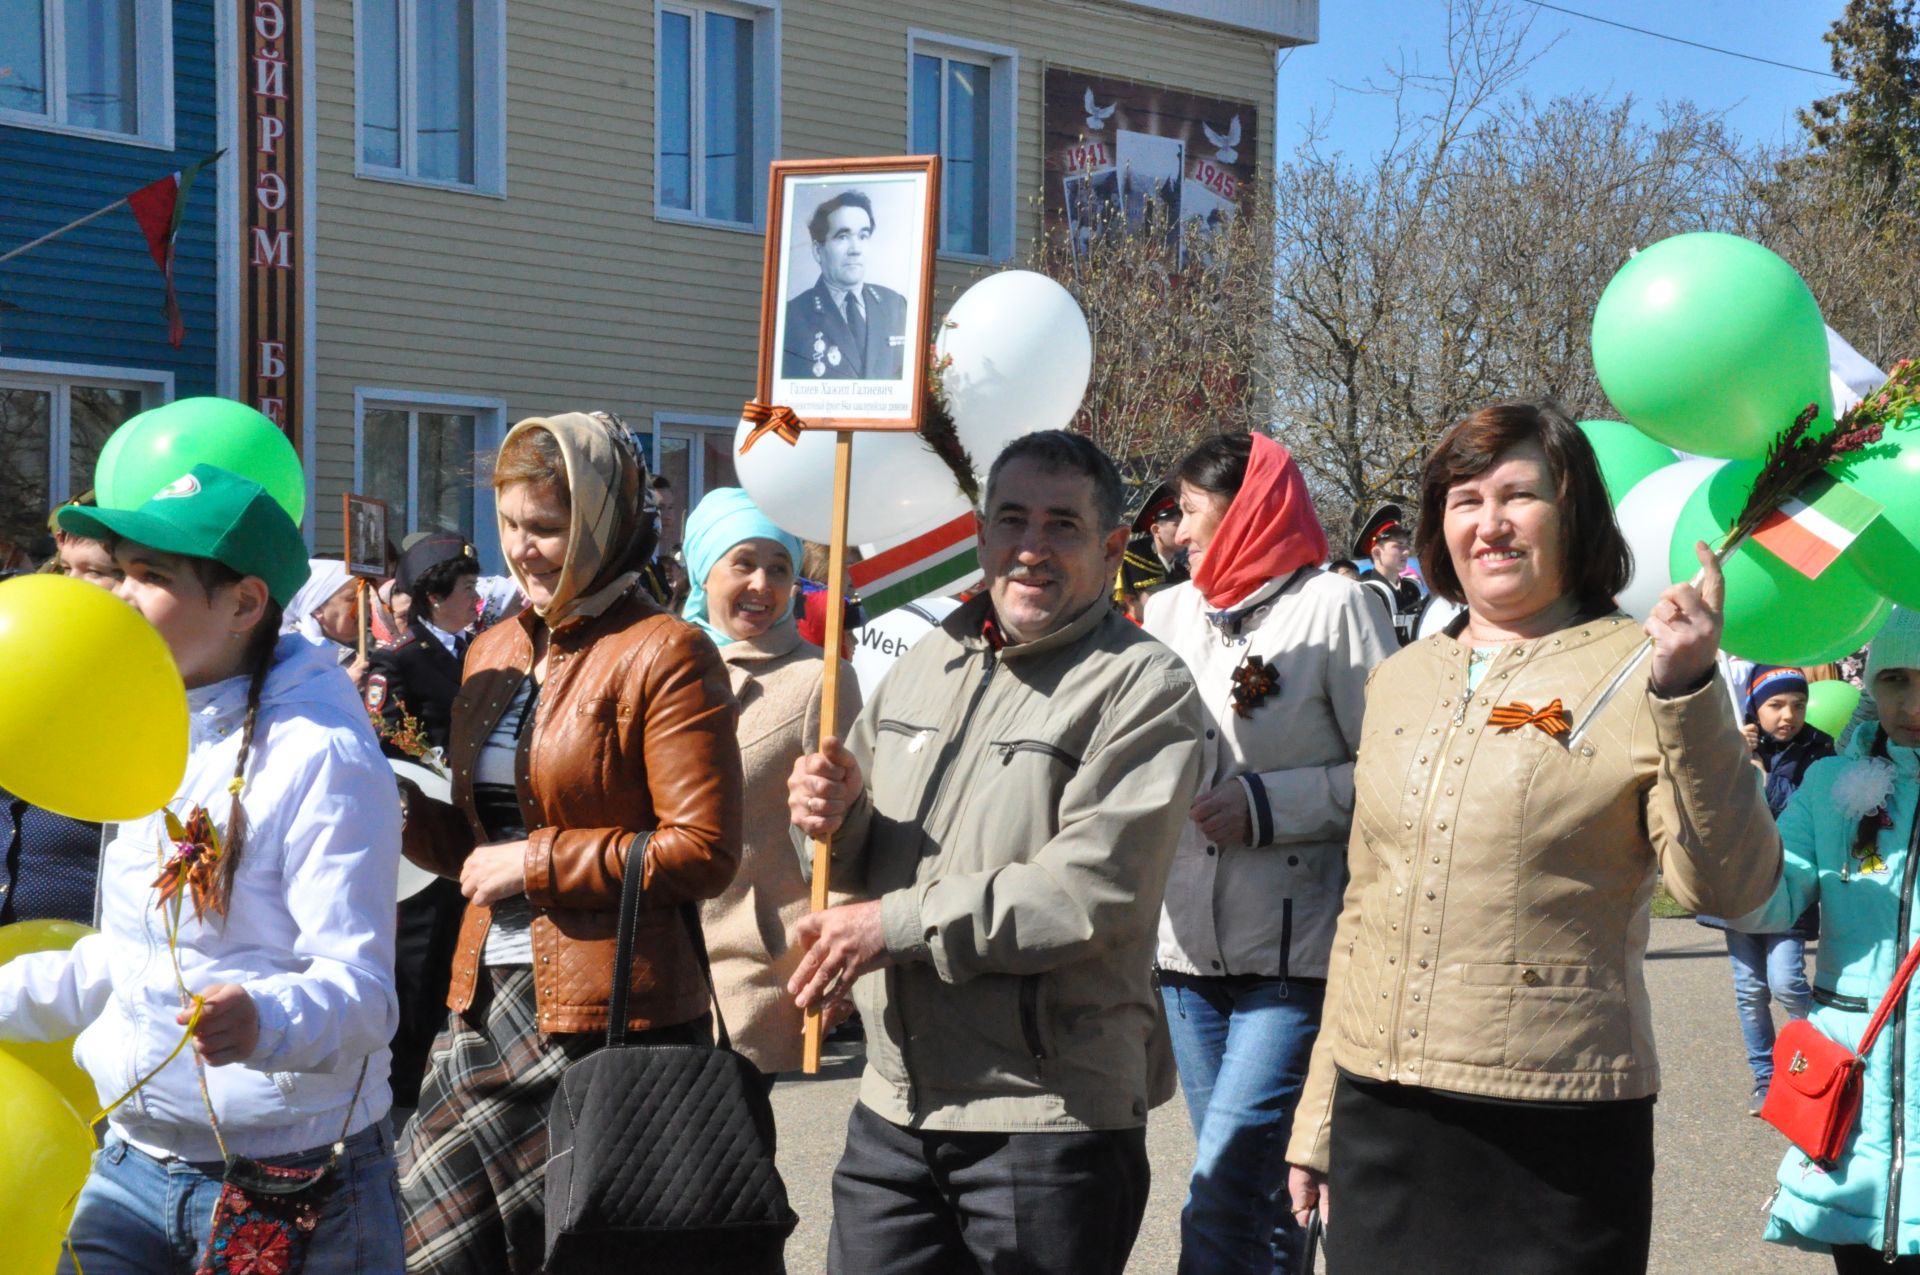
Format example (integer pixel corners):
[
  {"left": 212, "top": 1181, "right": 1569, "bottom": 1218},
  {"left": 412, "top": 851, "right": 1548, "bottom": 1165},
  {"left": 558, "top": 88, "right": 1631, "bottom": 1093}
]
[{"left": 1799, "top": 0, "right": 1920, "bottom": 199}]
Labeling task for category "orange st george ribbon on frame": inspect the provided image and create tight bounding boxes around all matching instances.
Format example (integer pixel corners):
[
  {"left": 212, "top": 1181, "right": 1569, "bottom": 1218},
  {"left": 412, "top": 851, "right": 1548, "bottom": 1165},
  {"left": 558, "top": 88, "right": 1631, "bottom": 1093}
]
[
  {"left": 1488, "top": 698, "right": 1571, "bottom": 740},
  {"left": 739, "top": 401, "right": 804, "bottom": 453}
]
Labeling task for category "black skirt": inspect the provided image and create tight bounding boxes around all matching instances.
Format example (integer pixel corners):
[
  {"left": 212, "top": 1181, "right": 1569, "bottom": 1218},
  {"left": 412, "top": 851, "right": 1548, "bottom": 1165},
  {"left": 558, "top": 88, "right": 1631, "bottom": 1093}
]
[{"left": 1324, "top": 1072, "right": 1654, "bottom": 1275}]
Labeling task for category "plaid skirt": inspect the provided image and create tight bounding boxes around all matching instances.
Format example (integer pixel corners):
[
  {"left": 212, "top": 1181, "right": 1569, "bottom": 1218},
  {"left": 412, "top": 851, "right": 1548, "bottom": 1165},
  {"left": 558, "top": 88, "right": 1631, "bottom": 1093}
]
[{"left": 397, "top": 967, "right": 595, "bottom": 1275}]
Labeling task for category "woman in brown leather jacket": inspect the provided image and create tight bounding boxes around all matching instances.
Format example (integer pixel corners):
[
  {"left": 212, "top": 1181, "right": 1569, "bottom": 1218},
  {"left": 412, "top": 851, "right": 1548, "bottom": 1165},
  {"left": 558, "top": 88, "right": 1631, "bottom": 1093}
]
[
  {"left": 1284, "top": 401, "right": 1779, "bottom": 1274},
  {"left": 394, "top": 412, "right": 742, "bottom": 1275}
]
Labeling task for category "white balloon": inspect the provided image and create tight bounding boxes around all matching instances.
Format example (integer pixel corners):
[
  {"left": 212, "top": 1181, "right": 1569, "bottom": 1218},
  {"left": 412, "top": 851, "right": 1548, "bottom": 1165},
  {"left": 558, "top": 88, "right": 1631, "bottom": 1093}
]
[
  {"left": 733, "top": 421, "right": 972, "bottom": 546},
  {"left": 848, "top": 597, "right": 961, "bottom": 702},
  {"left": 1613, "top": 458, "right": 1725, "bottom": 620},
  {"left": 936, "top": 271, "right": 1092, "bottom": 466}
]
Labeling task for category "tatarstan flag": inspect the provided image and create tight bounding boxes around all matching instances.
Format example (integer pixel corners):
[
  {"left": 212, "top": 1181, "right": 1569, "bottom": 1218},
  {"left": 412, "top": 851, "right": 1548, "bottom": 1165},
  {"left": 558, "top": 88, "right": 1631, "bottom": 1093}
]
[
  {"left": 1752, "top": 472, "right": 1883, "bottom": 579},
  {"left": 850, "top": 512, "right": 980, "bottom": 619},
  {"left": 126, "top": 152, "right": 221, "bottom": 347}
]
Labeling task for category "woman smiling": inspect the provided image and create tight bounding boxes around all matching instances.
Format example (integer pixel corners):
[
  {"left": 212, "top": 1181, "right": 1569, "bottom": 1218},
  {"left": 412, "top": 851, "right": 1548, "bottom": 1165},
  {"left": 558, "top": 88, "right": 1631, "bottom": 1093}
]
[
  {"left": 682, "top": 488, "right": 860, "bottom": 1078},
  {"left": 1284, "top": 400, "right": 1781, "bottom": 1274}
]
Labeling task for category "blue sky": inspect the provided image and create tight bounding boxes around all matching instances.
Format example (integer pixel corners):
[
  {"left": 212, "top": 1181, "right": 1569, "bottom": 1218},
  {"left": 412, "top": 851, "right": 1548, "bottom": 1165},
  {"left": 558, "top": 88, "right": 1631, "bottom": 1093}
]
[{"left": 1276, "top": 1, "right": 1846, "bottom": 161}]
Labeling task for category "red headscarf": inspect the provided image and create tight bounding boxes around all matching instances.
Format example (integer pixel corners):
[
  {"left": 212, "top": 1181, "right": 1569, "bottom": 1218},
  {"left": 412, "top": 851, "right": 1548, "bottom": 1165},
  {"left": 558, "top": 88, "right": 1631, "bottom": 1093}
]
[{"left": 1191, "top": 434, "right": 1329, "bottom": 611}]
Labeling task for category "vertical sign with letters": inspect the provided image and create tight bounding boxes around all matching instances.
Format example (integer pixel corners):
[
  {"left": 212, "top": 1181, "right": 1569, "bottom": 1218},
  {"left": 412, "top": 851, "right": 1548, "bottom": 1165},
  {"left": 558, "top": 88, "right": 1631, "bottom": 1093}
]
[{"left": 239, "top": 0, "right": 300, "bottom": 456}]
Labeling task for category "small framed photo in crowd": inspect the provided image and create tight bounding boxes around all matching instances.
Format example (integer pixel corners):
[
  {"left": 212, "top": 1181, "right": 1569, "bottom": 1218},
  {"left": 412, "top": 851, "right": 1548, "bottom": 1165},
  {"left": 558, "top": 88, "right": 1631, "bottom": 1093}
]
[
  {"left": 759, "top": 155, "right": 940, "bottom": 431},
  {"left": 342, "top": 493, "right": 389, "bottom": 578}
]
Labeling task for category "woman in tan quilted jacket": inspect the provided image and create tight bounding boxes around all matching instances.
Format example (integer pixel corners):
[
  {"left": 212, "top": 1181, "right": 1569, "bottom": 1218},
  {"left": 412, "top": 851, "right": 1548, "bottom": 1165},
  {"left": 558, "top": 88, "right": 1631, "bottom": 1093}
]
[{"left": 1284, "top": 400, "right": 1780, "bottom": 1274}]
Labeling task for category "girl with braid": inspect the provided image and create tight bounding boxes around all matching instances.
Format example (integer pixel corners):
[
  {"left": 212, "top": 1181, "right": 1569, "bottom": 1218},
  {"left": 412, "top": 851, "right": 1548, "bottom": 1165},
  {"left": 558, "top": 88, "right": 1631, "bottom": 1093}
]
[
  {"left": 1733, "top": 607, "right": 1920, "bottom": 1272},
  {"left": 0, "top": 464, "right": 405, "bottom": 1274}
]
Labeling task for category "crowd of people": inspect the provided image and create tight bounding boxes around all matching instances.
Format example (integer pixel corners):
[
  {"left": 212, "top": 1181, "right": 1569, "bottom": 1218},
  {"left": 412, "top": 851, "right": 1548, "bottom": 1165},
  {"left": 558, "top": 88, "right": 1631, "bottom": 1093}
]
[{"left": 0, "top": 399, "right": 1917, "bottom": 1275}]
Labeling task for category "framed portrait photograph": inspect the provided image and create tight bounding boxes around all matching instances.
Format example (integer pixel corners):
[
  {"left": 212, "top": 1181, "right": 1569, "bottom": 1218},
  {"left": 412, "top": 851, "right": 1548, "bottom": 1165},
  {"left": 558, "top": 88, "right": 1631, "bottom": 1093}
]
[
  {"left": 758, "top": 155, "right": 940, "bottom": 431},
  {"left": 342, "top": 493, "right": 389, "bottom": 579}
]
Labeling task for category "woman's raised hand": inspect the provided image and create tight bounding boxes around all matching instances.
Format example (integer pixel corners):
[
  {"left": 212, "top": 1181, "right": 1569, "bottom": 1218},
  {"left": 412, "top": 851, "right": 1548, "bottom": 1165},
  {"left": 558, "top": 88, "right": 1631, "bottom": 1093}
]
[{"left": 1645, "top": 540, "right": 1725, "bottom": 697}]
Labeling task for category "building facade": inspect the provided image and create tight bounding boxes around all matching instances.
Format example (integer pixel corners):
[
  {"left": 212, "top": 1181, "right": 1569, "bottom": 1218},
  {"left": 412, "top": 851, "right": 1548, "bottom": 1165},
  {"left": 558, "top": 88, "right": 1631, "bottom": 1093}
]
[
  {"left": 3, "top": 0, "right": 1315, "bottom": 569},
  {"left": 0, "top": 0, "right": 221, "bottom": 560}
]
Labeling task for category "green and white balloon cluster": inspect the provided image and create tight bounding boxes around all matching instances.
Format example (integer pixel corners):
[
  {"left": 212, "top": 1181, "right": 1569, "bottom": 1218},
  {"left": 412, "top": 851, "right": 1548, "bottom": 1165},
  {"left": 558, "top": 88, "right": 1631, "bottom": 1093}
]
[{"left": 1583, "top": 232, "right": 1920, "bottom": 665}]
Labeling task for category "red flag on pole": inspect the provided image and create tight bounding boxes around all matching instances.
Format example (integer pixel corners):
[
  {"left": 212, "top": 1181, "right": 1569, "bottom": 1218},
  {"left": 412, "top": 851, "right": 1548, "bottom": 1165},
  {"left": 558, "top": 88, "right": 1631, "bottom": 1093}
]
[{"left": 126, "top": 152, "right": 222, "bottom": 347}]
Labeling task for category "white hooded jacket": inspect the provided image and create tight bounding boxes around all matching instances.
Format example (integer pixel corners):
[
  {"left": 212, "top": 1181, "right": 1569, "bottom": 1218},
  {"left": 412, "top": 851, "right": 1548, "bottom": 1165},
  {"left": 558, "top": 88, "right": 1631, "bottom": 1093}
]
[{"left": 0, "top": 635, "right": 401, "bottom": 1160}]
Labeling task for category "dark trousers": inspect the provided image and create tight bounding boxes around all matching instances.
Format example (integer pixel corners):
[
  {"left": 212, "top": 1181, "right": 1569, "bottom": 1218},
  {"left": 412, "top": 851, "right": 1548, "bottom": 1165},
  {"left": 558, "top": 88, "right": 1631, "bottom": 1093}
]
[
  {"left": 1835, "top": 1247, "right": 1920, "bottom": 1272},
  {"left": 827, "top": 1101, "right": 1149, "bottom": 1275},
  {"left": 1325, "top": 1073, "right": 1654, "bottom": 1275}
]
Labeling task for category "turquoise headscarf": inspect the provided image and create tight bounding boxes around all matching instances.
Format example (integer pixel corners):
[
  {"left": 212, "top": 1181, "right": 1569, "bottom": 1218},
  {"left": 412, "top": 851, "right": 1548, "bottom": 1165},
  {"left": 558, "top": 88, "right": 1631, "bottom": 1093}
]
[{"left": 681, "top": 488, "right": 804, "bottom": 646}]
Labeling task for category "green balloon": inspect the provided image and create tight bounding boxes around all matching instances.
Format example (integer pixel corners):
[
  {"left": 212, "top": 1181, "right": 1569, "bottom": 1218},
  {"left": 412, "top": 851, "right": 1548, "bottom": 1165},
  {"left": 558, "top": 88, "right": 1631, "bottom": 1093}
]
[
  {"left": 1575, "top": 419, "right": 1678, "bottom": 505},
  {"left": 1592, "top": 233, "right": 1831, "bottom": 461},
  {"left": 1804, "top": 679, "right": 1862, "bottom": 741},
  {"left": 1671, "top": 461, "right": 1892, "bottom": 664},
  {"left": 1834, "top": 403, "right": 1920, "bottom": 609},
  {"left": 95, "top": 398, "right": 305, "bottom": 523}
]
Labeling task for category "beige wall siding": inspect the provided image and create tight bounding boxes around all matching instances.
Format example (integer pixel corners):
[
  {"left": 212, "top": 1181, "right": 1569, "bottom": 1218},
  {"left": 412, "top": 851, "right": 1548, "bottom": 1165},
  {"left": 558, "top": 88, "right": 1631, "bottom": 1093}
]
[{"left": 310, "top": 0, "right": 1284, "bottom": 552}]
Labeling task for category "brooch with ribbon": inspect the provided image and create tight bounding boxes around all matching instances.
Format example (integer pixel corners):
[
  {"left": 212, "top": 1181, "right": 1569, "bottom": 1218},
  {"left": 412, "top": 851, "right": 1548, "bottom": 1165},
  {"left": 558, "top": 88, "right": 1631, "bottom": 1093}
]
[
  {"left": 1488, "top": 698, "right": 1571, "bottom": 741},
  {"left": 1230, "top": 656, "right": 1280, "bottom": 717}
]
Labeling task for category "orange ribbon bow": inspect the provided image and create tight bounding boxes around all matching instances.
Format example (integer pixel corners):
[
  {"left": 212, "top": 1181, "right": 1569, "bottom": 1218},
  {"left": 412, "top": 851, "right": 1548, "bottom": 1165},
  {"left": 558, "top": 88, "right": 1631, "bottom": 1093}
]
[
  {"left": 1488, "top": 698, "right": 1571, "bottom": 739},
  {"left": 739, "top": 401, "right": 804, "bottom": 454}
]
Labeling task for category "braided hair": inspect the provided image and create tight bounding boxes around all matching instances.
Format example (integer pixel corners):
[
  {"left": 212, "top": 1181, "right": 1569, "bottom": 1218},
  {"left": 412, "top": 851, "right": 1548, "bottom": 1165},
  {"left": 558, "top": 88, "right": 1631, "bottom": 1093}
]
[
  {"left": 1854, "top": 722, "right": 1895, "bottom": 857},
  {"left": 185, "top": 558, "right": 284, "bottom": 915}
]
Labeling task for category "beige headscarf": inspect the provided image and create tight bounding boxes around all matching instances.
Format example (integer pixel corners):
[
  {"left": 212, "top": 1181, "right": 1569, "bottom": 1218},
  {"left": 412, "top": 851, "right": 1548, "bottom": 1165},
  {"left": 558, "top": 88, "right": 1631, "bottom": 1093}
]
[{"left": 497, "top": 412, "right": 650, "bottom": 628}]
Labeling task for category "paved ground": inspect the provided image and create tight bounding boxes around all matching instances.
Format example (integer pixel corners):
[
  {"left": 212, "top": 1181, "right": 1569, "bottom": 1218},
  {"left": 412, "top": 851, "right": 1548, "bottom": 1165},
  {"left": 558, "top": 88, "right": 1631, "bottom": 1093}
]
[{"left": 769, "top": 918, "right": 1824, "bottom": 1273}]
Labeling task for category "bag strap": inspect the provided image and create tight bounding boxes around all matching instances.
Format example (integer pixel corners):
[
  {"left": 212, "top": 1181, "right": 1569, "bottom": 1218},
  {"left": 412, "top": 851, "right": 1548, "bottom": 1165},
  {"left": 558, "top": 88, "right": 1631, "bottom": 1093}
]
[
  {"left": 1858, "top": 934, "right": 1920, "bottom": 1057},
  {"left": 604, "top": 833, "right": 734, "bottom": 1052}
]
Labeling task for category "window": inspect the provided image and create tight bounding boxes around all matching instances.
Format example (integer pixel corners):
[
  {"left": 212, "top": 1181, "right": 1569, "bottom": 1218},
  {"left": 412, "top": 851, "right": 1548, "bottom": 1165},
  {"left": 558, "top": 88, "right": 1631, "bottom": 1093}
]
[
  {"left": 650, "top": 417, "right": 739, "bottom": 547},
  {"left": 909, "top": 34, "right": 1015, "bottom": 261},
  {"left": 0, "top": 0, "right": 171, "bottom": 146},
  {"left": 656, "top": 2, "right": 777, "bottom": 227},
  {"left": 355, "top": 392, "right": 507, "bottom": 566},
  {"left": 356, "top": 0, "right": 504, "bottom": 193},
  {"left": 0, "top": 362, "right": 166, "bottom": 554}
]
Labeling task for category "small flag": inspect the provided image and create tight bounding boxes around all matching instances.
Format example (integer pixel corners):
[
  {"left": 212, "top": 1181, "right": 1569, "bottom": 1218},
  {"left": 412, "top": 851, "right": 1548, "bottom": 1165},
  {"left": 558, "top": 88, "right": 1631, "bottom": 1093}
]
[
  {"left": 126, "top": 151, "right": 222, "bottom": 347},
  {"left": 850, "top": 512, "right": 980, "bottom": 619},
  {"left": 1752, "top": 472, "right": 1883, "bottom": 579}
]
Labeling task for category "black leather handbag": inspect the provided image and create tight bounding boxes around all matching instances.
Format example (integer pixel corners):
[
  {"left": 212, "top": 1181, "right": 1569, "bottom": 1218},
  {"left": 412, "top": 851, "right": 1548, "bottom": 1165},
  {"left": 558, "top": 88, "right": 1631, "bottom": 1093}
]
[{"left": 544, "top": 835, "right": 798, "bottom": 1271}]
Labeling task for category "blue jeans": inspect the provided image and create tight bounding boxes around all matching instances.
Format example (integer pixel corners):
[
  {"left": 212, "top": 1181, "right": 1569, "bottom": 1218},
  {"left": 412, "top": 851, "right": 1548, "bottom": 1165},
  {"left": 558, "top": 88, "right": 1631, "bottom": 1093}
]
[
  {"left": 59, "top": 1121, "right": 404, "bottom": 1274},
  {"left": 1727, "top": 930, "right": 1810, "bottom": 1086},
  {"left": 1161, "top": 972, "right": 1324, "bottom": 1275}
]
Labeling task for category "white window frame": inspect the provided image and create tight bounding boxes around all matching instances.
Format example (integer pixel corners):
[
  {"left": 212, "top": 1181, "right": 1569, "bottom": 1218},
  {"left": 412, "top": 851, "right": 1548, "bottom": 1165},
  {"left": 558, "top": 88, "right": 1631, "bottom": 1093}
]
[
  {"left": 0, "top": 357, "right": 172, "bottom": 503},
  {"left": 907, "top": 31, "right": 1016, "bottom": 264},
  {"left": 649, "top": 412, "right": 739, "bottom": 512},
  {"left": 652, "top": 0, "right": 779, "bottom": 232},
  {"left": 353, "top": 389, "right": 507, "bottom": 571},
  {"left": 352, "top": 0, "right": 506, "bottom": 196},
  {"left": 0, "top": 0, "right": 174, "bottom": 149}
]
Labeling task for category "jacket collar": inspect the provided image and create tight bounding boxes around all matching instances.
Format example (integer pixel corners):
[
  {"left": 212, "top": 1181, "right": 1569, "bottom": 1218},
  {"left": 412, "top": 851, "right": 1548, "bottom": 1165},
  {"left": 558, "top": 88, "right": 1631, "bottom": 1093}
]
[
  {"left": 512, "top": 572, "right": 641, "bottom": 646},
  {"left": 947, "top": 590, "right": 1113, "bottom": 660},
  {"left": 718, "top": 618, "right": 804, "bottom": 667}
]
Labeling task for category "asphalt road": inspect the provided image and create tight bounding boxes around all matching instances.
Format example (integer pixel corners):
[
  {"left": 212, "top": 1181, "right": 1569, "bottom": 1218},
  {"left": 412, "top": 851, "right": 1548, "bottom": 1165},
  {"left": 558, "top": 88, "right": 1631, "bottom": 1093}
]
[{"left": 768, "top": 918, "right": 1827, "bottom": 1273}]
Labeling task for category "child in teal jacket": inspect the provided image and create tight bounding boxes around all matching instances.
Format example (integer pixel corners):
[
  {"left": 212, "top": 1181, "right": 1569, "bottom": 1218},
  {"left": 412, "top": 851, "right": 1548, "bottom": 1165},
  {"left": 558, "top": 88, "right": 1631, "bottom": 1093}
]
[{"left": 1737, "top": 607, "right": 1920, "bottom": 1272}]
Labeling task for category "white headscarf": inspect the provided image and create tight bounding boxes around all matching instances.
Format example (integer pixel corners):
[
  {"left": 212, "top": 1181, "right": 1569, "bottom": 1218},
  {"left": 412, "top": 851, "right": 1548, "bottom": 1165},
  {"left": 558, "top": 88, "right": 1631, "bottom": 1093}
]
[{"left": 282, "top": 558, "right": 357, "bottom": 645}]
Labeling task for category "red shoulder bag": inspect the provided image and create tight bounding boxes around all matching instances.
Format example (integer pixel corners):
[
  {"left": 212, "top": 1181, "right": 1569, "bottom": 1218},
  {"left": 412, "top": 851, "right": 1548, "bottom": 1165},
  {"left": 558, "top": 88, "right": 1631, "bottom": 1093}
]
[{"left": 1762, "top": 935, "right": 1920, "bottom": 1168}]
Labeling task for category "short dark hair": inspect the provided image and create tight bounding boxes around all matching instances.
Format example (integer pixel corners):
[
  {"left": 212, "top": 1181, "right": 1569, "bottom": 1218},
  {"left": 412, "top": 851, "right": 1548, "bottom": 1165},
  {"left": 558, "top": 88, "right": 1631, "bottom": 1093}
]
[
  {"left": 809, "top": 191, "right": 875, "bottom": 245},
  {"left": 408, "top": 553, "right": 481, "bottom": 617},
  {"left": 1172, "top": 433, "right": 1251, "bottom": 498},
  {"left": 649, "top": 474, "right": 671, "bottom": 492},
  {"left": 985, "top": 431, "right": 1125, "bottom": 530},
  {"left": 1414, "top": 399, "right": 1632, "bottom": 609}
]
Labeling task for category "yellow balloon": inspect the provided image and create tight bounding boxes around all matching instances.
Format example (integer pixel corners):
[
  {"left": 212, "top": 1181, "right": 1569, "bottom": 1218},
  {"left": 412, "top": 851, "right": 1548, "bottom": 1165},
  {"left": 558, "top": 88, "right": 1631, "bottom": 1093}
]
[
  {"left": 0, "top": 921, "right": 102, "bottom": 1123},
  {"left": 0, "top": 574, "right": 186, "bottom": 822},
  {"left": 0, "top": 1050, "right": 94, "bottom": 1275}
]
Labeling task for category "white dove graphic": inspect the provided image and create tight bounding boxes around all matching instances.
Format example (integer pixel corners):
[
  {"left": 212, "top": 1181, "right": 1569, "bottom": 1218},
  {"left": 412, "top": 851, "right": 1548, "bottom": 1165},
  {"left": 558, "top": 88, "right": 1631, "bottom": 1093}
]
[
  {"left": 1084, "top": 88, "right": 1116, "bottom": 131},
  {"left": 1202, "top": 115, "right": 1241, "bottom": 164}
]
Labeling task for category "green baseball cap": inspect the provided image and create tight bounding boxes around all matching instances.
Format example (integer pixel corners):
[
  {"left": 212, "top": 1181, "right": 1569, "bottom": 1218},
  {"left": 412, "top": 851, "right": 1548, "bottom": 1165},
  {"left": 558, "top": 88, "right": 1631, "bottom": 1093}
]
[{"left": 57, "top": 464, "right": 309, "bottom": 607}]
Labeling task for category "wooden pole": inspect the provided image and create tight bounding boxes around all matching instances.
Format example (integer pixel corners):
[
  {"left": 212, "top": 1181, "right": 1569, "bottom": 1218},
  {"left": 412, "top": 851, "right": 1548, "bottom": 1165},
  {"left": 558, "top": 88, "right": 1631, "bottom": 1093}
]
[
  {"left": 0, "top": 197, "right": 134, "bottom": 266},
  {"left": 802, "top": 430, "right": 856, "bottom": 1074},
  {"left": 357, "top": 577, "right": 370, "bottom": 660}
]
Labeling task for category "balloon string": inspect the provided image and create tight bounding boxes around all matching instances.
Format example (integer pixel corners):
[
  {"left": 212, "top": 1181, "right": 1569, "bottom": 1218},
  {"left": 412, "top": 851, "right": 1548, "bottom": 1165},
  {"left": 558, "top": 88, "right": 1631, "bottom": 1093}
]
[{"left": 87, "top": 995, "right": 204, "bottom": 1128}]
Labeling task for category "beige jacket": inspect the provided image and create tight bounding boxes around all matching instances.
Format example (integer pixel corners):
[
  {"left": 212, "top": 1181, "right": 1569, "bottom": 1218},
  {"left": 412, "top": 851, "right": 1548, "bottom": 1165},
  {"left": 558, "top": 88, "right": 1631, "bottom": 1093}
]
[
  {"left": 822, "top": 594, "right": 1204, "bottom": 1132},
  {"left": 1287, "top": 614, "right": 1780, "bottom": 1171},
  {"left": 701, "top": 621, "right": 859, "bottom": 1073}
]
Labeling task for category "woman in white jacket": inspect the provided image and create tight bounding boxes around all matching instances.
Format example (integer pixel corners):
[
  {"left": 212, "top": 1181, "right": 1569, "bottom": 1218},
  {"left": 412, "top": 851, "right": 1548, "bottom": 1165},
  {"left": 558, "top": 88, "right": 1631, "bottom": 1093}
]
[
  {"left": 1143, "top": 434, "right": 1396, "bottom": 1275},
  {"left": 0, "top": 464, "right": 403, "bottom": 1274}
]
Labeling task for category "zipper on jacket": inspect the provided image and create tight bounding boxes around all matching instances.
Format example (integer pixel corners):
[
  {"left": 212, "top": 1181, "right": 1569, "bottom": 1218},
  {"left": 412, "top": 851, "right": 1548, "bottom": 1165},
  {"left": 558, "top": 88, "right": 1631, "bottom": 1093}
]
[
  {"left": 1019, "top": 974, "right": 1049, "bottom": 1081},
  {"left": 1387, "top": 650, "right": 1485, "bottom": 1062},
  {"left": 991, "top": 740, "right": 1081, "bottom": 768},
  {"left": 898, "top": 648, "right": 1001, "bottom": 1118},
  {"left": 1886, "top": 811, "right": 1920, "bottom": 1260}
]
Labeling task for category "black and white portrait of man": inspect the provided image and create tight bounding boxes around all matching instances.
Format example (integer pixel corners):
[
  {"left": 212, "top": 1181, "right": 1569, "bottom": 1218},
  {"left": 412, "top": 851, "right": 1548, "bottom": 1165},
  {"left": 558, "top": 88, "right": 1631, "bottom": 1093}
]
[{"left": 780, "top": 189, "right": 910, "bottom": 383}]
